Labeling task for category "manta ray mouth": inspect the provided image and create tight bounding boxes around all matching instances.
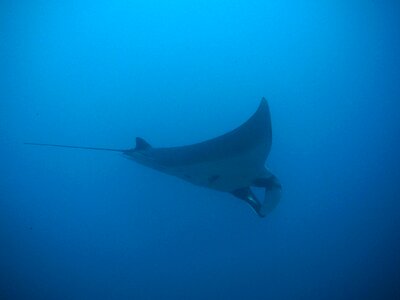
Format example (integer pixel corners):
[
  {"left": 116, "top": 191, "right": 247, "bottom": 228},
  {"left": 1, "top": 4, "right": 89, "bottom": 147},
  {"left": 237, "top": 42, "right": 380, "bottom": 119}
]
[{"left": 231, "top": 187, "right": 264, "bottom": 217}]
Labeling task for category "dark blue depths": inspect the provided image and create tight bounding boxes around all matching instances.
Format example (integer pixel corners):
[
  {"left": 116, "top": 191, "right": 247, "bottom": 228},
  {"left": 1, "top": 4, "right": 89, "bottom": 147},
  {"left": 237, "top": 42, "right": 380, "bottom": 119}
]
[{"left": 1, "top": 1, "right": 399, "bottom": 299}]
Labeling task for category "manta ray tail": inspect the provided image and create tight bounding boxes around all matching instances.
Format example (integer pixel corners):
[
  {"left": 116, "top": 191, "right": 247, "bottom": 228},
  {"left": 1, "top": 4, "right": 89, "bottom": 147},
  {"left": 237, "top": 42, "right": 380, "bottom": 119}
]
[{"left": 24, "top": 142, "right": 126, "bottom": 152}]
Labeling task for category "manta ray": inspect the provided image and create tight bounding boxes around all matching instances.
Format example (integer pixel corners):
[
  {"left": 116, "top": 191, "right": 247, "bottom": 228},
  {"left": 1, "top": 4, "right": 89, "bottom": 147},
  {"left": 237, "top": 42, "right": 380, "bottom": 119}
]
[{"left": 26, "top": 98, "right": 281, "bottom": 217}]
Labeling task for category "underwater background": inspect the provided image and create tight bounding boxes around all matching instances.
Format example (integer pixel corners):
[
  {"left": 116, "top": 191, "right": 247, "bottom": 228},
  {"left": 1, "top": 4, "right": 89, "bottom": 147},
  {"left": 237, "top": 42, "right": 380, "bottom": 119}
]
[{"left": 1, "top": 0, "right": 400, "bottom": 299}]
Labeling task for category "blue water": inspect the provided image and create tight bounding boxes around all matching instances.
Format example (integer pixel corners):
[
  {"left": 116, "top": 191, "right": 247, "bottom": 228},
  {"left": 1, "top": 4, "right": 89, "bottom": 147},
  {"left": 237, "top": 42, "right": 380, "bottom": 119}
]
[{"left": 2, "top": 1, "right": 400, "bottom": 299}]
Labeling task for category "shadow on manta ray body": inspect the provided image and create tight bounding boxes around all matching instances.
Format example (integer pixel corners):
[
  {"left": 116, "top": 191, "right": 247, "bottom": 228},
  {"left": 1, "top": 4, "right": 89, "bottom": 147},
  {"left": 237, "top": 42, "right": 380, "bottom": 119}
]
[{"left": 26, "top": 98, "right": 281, "bottom": 217}]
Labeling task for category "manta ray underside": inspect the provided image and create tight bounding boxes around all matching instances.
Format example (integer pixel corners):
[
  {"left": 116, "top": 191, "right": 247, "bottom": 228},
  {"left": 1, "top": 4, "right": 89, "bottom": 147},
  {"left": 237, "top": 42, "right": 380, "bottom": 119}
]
[{"left": 26, "top": 98, "right": 281, "bottom": 217}]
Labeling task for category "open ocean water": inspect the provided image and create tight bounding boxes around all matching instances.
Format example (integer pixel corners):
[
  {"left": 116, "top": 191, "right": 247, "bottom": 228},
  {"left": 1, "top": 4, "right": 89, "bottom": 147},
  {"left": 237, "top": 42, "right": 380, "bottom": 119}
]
[{"left": 1, "top": 1, "right": 400, "bottom": 299}]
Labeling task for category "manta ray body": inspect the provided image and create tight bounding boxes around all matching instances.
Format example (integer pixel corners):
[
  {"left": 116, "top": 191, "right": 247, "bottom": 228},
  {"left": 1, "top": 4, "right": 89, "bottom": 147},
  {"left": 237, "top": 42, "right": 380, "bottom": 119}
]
[{"left": 26, "top": 98, "right": 281, "bottom": 217}]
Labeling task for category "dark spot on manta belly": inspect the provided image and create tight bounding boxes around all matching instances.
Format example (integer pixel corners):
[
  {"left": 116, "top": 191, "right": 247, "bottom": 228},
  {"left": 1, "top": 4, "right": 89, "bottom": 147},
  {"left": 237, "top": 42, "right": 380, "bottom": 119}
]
[{"left": 208, "top": 175, "right": 220, "bottom": 184}]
